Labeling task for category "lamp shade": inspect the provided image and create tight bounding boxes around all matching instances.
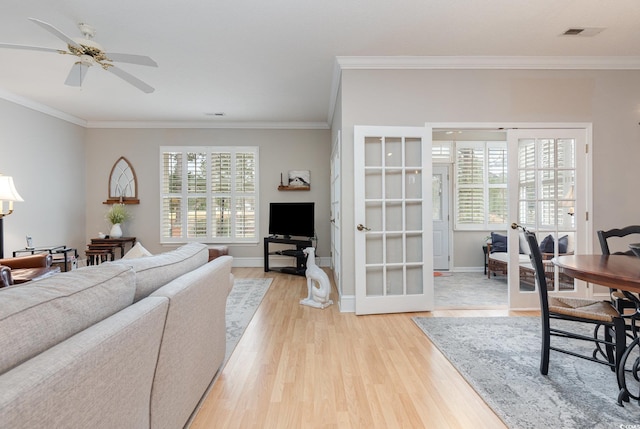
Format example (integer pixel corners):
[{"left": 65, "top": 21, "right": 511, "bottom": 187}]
[{"left": 0, "top": 175, "right": 24, "bottom": 202}]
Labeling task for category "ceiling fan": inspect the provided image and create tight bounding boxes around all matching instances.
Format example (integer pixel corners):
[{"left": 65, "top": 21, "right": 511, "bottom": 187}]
[{"left": 0, "top": 18, "right": 157, "bottom": 93}]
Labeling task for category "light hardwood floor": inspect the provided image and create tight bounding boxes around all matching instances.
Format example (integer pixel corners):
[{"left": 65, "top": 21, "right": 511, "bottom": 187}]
[{"left": 191, "top": 268, "right": 535, "bottom": 428}]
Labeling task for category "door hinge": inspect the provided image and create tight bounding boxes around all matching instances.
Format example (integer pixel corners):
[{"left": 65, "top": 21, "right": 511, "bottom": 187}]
[
  {"left": 586, "top": 211, "right": 589, "bottom": 221},
  {"left": 585, "top": 144, "right": 589, "bottom": 154}
]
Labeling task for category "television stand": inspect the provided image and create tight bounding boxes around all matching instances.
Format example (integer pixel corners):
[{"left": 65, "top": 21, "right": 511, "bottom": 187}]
[{"left": 263, "top": 236, "right": 313, "bottom": 276}]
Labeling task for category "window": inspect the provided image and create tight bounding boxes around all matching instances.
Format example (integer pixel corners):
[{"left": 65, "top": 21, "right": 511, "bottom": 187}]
[
  {"left": 160, "top": 146, "right": 258, "bottom": 243},
  {"left": 517, "top": 138, "right": 575, "bottom": 231},
  {"left": 454, "top": 141, "right": 507, "bottom": 230},
  {"left": 432, "top": 141, "right": 453, "bottom": 163}
]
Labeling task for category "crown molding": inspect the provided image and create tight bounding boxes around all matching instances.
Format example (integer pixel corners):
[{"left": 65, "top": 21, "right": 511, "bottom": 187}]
[
  {"left": 84, "top": 120, "right": 329, "bottom": 129},
  {"left": 0, "top": 88, "right": 87, "bottom": 127},
  {"left": 6, "top": 56, "right": 640, "bottom": 130},
  {"left": 336, "top": 55, "right": 640, "bottom": 70},
  {"left": 0, "top": 87, "right": 328, "bottom": 129}
]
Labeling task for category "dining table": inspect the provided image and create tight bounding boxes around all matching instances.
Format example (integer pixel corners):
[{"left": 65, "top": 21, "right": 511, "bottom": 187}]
[{"left": 553, "top": 254, "right": 640, "bottom": 406}]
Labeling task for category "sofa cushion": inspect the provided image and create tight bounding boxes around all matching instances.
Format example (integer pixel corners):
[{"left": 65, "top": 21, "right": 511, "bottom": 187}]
[
  {"left": 0, "top": 296, "right": 168, "bottom": 429},
  {"left": 110, "top": 242, "right": 209, "bottom": 302},
  {"left": 0, "top": 264, "right": 136, "bottom": 374},
  {"left": 489, "top": 252, "right": 530, "bottom": 264}
]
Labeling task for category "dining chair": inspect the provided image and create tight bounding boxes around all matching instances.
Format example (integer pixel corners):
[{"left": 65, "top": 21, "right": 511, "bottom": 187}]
[
  {"left": 523, "top": 230, "right": 627, "bottom": 377},
  {"left": 597, "top": 226, "right": 640, "bottom": 313}
]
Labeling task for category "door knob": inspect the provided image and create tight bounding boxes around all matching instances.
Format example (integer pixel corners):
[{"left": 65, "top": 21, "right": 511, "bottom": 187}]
[{"left": 356, "top": 224, "right": 371, "bottom": 231}]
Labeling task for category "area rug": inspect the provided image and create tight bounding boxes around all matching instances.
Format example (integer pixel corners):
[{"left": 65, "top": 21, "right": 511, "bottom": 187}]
[
  {"left": 412, "top": 317, "right": 639, "bottom": 429},
  {"left": 223, "top": 277, "right": 272, "bottom": 365}
]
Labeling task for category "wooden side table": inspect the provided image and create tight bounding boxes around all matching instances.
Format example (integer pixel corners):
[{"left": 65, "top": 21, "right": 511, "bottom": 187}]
[
  {"left": 89, "top": 237, "right": 136, "bottom": 259},
  {"left": 85, "top": 248, "right": 114, "bottom": 265}
]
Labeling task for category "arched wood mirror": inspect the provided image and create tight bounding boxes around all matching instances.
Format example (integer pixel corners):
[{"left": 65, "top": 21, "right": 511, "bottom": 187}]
[{"left": 104, "top": 157, "right": 140, "bottom": 204}]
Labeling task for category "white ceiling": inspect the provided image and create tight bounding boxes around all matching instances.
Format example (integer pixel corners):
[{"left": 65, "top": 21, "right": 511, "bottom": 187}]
[{"left": 1, "top": 0, "right": 640, "bottom": 128}]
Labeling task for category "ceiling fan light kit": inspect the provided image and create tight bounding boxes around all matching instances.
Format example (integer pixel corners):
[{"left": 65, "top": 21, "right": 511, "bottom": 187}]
[{"left": 0, "top": 17, "right": 157, "bottom": 93}]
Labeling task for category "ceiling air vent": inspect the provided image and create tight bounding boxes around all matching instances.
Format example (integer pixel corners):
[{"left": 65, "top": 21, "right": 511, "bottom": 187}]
[
  {"left": 561, "top": 27, "right": 605, "bottom": 37},
  {"left": 564, "top": 28, "right": 584, "bottom": 35}
]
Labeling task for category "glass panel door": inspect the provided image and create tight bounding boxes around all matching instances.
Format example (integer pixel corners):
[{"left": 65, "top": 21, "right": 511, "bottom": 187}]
[
  {"left": 354, "top": 126, "right": 432, "bottom": 315},
  {"left": 508, "top": 129, "right": 588, "bottom": 309}
]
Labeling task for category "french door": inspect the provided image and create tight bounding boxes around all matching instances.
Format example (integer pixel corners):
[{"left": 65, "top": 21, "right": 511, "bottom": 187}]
[
  {"left": 507, "top": 128, "right": 590, "bottom": 309},
  {"left": 354, "top": 126, "right": 433, "bottom": 315}
]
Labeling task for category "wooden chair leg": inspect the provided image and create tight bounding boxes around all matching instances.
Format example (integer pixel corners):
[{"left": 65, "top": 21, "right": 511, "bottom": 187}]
[{"left": 540, "top": 318, "right": 550, "bottom": 375}]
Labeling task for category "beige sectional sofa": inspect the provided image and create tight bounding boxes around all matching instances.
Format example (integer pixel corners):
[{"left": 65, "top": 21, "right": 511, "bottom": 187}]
[{"left": 0, "top": 243, "right": 233, "bottom": 429}]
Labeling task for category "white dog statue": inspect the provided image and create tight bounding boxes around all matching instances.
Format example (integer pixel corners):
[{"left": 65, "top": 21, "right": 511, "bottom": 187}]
[{"left": 300, "top": 247, "right": 333, "bottom": 309}]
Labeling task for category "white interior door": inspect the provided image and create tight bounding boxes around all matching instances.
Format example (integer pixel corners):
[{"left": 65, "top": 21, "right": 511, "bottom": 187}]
[
  {"left": 507, "top": 128, "right": 589, "bottom": 309},
  {"left": 330, "top": 132, "right": 342, "bottom": 295},
  {"left": 354, "top": 126, "right": 433, "bottom": 315},
  {"left": 432, "top": 165, "right": 450, "bottom": 270}
]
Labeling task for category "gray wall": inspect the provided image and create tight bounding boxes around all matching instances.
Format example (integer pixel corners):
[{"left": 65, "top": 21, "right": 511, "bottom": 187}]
[
  {"left": 84, "top": 128, "right": 332, "bottom": 260},
  {"left": 0, "top": 96, "right": 332, "bottom": 264},
  {"left": 337, "top": 68, "right": 640, "bottom": 297},
  {"left": 0, "top": 98, "right": 86, "bottom": 256}
]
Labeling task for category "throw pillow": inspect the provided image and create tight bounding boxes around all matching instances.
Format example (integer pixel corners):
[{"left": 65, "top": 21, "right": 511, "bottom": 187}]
[
  {"left": 558, "top": 235, "right": 568, "bottom": 253},
  {"left": 539, "top": 234, "right": 569, "bottom": 253},
  {"left": 490, "top": 232, "right": 507, "bottom": 253},
  {"left": 122, "top": 242, "right": 153, "bottom": 259},
  {"left": 539, "top": 234, "right": 554, "bottom": 253}
]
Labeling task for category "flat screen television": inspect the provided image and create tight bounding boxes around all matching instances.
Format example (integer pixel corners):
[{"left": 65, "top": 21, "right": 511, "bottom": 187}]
[{"left": 269, "top": 202, "right": 315, "bottom": 238}]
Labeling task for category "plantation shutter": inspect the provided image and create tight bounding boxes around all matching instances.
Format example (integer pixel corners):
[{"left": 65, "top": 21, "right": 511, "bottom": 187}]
[
  {"left": 454, "top": 141, "right": 508, "bottom": 230},
  {"left": 234, "top": 151, "right": 256, "bottom": 238},
  {"left": 160, "top": 146, "right": 259, "bottom": 243},
  {"left": 487, "top": 143, "right": 507, "bottom": 225},
  {"left": 456, "top": 143, "right": 485, "bottom": 227},
  {"left": 161, "top": 151, "right": 183, "bottom": 238}
]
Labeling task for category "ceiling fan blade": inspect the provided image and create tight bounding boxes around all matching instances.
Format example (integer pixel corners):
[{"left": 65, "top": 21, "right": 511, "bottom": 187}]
[
  {"left": 0, "top": 43, "right": 63, "bottom": 53},
  {"left": 106, "top": 52, "right": 158, "bottom": 67},
  {"left": 28, "top": 17, "right": 83, "bottom": 50},
  {"left": 64, "top": 62, "right": 89, "bottom": 87},
  {"left": 107, "top": 65, "right": 154, "bottom": 93}
]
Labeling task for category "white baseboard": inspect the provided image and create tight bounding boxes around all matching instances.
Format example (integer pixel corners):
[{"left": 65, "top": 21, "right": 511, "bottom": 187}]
[
  {"left": 338, "top": 294, "right": 355, "bottom": 312},
  {"left": 451, "top": 267, "right": 485, "bottom": 273}
]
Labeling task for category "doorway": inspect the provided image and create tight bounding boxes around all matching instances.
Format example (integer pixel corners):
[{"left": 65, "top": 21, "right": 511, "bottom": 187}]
[{"left": 428, "top": 123, "right": 592, "bottom": 311}]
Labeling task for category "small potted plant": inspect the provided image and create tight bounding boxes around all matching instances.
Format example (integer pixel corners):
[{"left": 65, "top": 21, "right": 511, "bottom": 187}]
[{"left": 106, "top": 204, "right": 130, "bottom": 238}]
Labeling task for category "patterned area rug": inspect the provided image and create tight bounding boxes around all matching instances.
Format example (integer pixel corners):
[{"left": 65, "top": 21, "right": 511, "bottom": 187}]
[
  {"left": 412, "top": 317, "right": 639, "bottom": 429},
  {"left": 223, "top": 277, "right": 272, "bottom": 365}
]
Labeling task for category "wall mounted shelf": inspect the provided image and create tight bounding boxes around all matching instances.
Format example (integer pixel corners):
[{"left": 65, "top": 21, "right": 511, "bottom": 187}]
[{"left": 278, "top": 185, "right": 310, "bottom": 191}]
